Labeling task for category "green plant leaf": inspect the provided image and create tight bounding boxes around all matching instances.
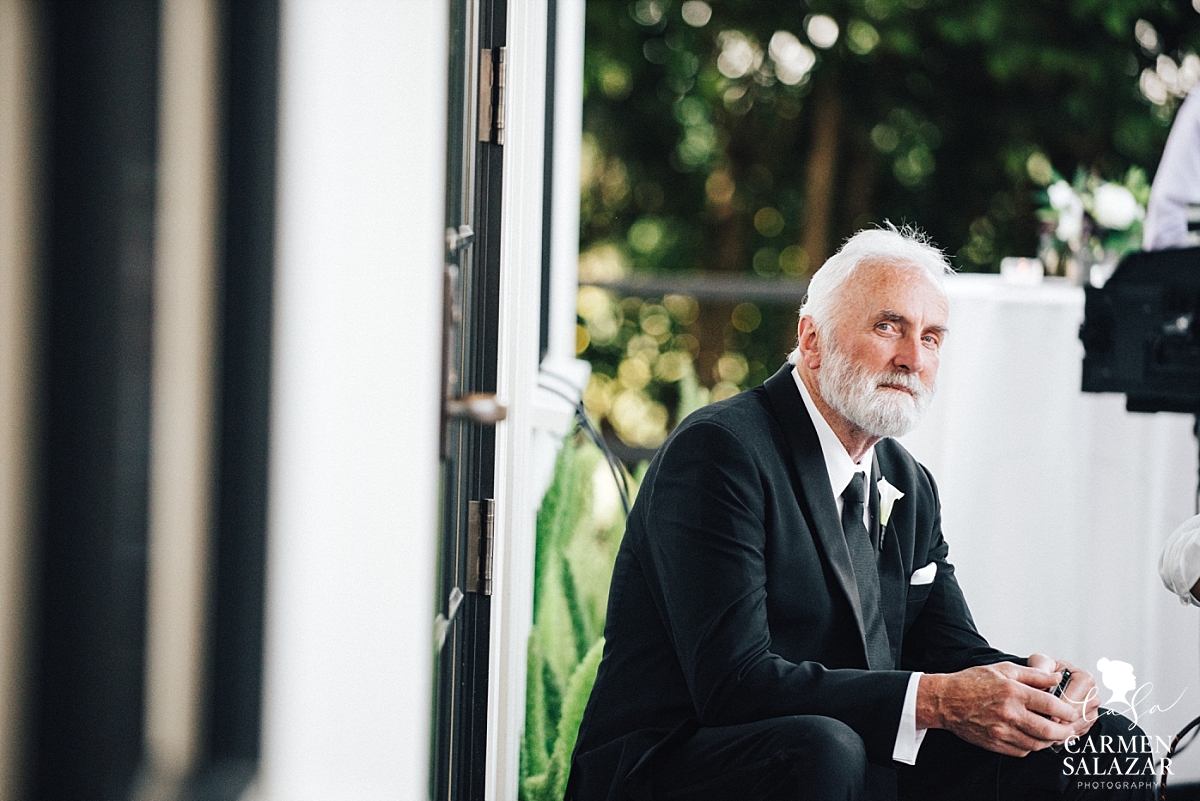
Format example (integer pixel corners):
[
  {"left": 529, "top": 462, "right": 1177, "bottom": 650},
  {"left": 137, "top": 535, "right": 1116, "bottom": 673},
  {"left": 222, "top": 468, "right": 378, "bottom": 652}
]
[
  {"left": 546, "top": 637, "right": 607, "bottom": 801},
  {"left": 561, "top": 556, "right": 593, "bottom": 663},
  {"left": 520, "top": 637, "right": 550, "bottom": 780}
]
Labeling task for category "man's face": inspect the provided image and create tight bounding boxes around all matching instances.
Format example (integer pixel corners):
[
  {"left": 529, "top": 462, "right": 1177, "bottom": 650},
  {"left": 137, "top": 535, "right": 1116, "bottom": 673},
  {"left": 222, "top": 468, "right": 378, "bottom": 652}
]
[{"left": 810, "top": 261, "right": 949, "bottom": 438}]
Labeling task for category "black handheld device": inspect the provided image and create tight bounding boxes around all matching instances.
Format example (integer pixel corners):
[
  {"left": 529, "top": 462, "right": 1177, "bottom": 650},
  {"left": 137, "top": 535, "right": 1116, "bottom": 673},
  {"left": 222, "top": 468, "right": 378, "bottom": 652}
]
[
  {"left": 1048, "top": 669, "right": 1073, "bottom": 752},
  {"left": 1052, "top": 668, "right": 1072, "bottom": 698}
]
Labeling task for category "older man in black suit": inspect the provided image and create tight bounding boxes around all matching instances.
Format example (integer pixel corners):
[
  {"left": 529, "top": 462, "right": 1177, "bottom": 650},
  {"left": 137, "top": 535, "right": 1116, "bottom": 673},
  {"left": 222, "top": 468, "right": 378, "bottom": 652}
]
[{"left": 566, "top": 227, "right": 1153, "bottom": 800}]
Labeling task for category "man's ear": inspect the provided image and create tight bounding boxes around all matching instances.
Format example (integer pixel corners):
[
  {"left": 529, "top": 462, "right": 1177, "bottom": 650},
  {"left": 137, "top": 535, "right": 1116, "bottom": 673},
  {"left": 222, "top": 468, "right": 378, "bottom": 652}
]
[{"left": 796, "top": 316, "right": 822, "bottom": 370}]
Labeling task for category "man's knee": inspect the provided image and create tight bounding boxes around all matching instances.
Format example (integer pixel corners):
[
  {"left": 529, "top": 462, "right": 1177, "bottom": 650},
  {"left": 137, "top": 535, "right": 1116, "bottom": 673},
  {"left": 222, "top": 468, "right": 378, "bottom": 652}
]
[
  {"left": 777, "top": 716, "right": 867, "bottom": 800},
  {"left": 797, "top": 716, "right": 867, "bottom": 766}
]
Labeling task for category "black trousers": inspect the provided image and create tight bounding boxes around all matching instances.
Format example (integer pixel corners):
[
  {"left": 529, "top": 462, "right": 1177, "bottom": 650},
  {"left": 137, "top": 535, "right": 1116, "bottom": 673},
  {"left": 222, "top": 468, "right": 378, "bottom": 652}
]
[{"left": 651, "top": 710, "right": 1156, "bottom": 800}]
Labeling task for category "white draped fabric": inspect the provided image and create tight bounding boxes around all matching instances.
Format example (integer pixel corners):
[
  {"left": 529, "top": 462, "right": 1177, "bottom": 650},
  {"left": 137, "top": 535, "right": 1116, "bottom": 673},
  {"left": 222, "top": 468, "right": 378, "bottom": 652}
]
[{"left": 897, "top": 273, "right": 1200, "bottom": 779}]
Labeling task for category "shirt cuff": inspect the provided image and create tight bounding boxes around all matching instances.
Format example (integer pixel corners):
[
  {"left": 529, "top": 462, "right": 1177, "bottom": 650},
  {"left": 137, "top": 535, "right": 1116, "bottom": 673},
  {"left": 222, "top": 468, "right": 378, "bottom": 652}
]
[{"left": 892, "top": 671, "right": 928, "bottom": 765}]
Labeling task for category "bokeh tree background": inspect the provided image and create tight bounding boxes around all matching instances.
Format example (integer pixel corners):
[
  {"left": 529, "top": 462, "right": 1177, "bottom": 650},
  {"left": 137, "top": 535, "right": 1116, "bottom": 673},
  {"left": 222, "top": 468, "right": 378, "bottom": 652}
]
[{"left": 575, "top": 0, "right": 1200, "bottom": 454}]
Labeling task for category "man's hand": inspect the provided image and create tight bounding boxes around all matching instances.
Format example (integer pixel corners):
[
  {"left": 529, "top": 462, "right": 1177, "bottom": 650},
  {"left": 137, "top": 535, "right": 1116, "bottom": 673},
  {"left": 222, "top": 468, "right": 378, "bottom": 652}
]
[
  {"left": 916, "top": 663, "right": 1080, "bottom": 757},
  {"left": 1026, "top": 653, "right": 1100, "bottom": 741}
]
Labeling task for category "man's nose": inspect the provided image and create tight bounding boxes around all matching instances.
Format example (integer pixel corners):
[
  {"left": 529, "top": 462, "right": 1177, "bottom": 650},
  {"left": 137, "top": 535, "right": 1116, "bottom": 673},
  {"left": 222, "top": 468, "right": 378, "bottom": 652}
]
[{"left": 893, "top": 334, "right": 925, "bottom": 373}]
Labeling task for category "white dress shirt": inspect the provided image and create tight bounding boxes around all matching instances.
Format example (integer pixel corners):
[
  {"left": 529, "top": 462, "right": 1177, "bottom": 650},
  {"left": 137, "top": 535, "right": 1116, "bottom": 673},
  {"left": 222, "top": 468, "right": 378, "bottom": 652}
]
[
  {"left": 1144, "top": 87, "right": 1200, "bottom": 251},
  {"left": 791, "top": 367, "right": 927, "bottom": 765}
]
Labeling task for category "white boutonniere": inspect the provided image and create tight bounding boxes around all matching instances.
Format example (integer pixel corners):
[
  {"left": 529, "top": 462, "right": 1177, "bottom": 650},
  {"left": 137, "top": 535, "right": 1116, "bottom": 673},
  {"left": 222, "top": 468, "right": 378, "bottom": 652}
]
[{"left": 877, "top": 477, "right": 905, "bottom": 527}]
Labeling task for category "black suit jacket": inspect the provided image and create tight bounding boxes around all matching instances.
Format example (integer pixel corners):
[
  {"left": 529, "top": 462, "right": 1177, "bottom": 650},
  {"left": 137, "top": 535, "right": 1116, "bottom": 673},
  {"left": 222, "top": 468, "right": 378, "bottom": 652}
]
[{"left": 567, "top": 364, "right": 1017, "bottom": 801}]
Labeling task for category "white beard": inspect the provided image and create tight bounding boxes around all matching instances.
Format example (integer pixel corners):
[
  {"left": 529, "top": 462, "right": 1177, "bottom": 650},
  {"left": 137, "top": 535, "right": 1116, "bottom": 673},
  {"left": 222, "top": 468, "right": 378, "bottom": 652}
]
[{"left": 816, "top": 341, "right": 935, "bottom": 439}]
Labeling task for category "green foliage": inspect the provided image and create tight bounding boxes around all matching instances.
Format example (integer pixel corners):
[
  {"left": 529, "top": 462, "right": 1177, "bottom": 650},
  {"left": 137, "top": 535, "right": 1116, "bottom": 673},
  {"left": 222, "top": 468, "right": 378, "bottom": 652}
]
[
  {"left": 582, "top": 0, "right": 1199, "bottom": 274},
  {"left": 580, "top": 287, "right": 758, "bottom": 449},
  {"left": 578, "top": 0, "right": 1200, "bottom": 444},
  {"left": 545, "top": 639, "right": 607, "bottom": 801},
  {"left": 520, "top": 435, "right": 637, "bottom": 801},
  {"left": 522, "top": 638, "right": 550, "bottom": 778}
]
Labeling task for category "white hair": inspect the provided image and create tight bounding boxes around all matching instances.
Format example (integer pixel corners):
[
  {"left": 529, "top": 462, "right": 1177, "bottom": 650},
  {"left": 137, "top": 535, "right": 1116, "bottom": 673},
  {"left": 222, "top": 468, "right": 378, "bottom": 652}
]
[{"left": 787, "top": 223, "right": 953, "bottom": 364}]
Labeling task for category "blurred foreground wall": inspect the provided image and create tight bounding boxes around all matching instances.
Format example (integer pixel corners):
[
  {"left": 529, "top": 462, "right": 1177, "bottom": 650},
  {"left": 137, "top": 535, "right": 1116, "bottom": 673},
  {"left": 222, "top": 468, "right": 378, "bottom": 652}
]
[
  {"left": 0, "top": 0, "right": 447, "bottom": 798},
  {"left": 256, "top": 0, "right": 444, "bottom": 798},
  {"left": 0, "top": 0, "right": 38, "bottom": 799},
  {"left": 0, "top": 0, "right": 591, "bottom": 794}
]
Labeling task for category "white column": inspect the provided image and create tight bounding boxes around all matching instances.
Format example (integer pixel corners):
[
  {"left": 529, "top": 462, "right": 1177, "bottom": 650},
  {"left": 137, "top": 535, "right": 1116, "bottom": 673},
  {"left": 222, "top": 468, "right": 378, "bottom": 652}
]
[
  {"left": 547, "top": 0, "right": 586, "bottom": 363},
  {"left": 0, "top": 1, "right": 37, "bottom": 798},
  {"left": 488, "top": 1, "right": 590, "bottom": 797},
  {"left": 258, "top": 1, "right": 446, "bottom": 799},
  {"left": 487, "top": 0, "right": 549, "bottom": 796},
  {"left": 532, "top": 0, "right": 591, "bottom": 602},
  {"left": 140, "top": 0, "right": 220, "bottom": 791}
]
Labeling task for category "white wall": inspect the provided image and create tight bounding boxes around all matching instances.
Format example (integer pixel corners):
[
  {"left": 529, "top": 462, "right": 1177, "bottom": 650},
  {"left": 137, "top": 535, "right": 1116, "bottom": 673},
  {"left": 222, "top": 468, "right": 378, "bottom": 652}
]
[{"left": 257, "top": 1, "right": 446, "bottom": 799}]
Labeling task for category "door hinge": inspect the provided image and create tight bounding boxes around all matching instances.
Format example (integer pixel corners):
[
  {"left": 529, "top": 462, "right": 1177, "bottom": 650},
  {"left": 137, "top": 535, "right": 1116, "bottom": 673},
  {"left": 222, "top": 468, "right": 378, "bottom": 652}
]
[
  {"left": 478, "top": 47, "right": 506, "bottom": 145},
  {"left": 466, "top": 499, "right": 495, "bottom": 595}
]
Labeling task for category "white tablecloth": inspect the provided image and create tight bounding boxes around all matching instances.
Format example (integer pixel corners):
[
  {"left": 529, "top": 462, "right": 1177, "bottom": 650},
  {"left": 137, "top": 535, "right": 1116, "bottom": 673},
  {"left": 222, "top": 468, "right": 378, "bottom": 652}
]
[{"left": 897, "top": 273, "right": 1200, "bottom": 778}]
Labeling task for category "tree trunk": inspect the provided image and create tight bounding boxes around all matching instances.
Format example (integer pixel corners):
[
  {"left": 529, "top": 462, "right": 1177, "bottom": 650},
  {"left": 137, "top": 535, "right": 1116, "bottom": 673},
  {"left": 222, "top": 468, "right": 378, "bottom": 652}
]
[
  {"left": 692, "top": 166, "right": 744, "bottom": 388},
  {"left": 802, "top": 77, "right": 842, "bottom": 272},
  {"left": 843, "top": 125, "right": 876, "bottom": 235}
]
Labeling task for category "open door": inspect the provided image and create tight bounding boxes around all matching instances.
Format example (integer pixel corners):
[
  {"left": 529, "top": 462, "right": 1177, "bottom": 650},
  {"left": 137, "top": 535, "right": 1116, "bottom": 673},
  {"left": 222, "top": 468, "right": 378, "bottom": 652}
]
[{"left": 433, "top": 1, "right": 507, "bottom": 799}]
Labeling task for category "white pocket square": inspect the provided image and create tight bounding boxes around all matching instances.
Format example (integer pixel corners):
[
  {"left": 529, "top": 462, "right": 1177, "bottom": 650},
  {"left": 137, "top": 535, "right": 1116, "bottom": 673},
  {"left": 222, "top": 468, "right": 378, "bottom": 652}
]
[{"left": 910, "top": 562, "right": 937, "bottom": 585}]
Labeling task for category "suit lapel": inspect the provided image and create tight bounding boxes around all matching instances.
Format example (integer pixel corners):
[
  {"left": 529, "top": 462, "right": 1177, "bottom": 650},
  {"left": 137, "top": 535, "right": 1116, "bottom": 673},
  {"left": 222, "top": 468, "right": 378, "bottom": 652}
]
[
  {"left": 763, "top": 366, "right": 870, "bottom": 659},
  {"left": 872, "top": 458, "right": 905, "bottom": 665}
]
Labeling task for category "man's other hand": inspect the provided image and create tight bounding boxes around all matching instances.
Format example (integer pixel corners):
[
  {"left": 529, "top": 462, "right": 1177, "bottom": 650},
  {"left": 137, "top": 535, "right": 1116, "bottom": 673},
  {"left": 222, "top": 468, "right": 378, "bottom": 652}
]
[
  {"left": 1025, "top": 653, "right": 1100, "bottom": 740},
  {"left": 915, "top": 663, "right": 1080, "bottom": 757}
]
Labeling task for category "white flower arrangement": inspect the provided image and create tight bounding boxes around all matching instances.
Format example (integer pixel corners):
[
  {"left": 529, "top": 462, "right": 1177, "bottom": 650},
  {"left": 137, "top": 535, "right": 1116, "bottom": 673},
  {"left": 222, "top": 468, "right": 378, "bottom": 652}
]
[{"left": 1036, "top": 166, "right": 1150, "bottom": 283}]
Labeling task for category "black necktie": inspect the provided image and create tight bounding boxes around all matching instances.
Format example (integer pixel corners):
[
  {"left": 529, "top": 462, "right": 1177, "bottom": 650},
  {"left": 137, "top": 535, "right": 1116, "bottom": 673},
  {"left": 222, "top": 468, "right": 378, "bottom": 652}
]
[{"left": 842, "top": 472, "right": 893, "bottom": 670}]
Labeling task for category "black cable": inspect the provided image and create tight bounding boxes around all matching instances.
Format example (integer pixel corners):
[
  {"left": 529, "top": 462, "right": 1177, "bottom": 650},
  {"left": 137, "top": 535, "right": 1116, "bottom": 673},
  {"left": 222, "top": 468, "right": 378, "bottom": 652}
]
[
  {"left": 537, "top": 377, "right": 633, "bottom": 518},
  {"left": 1160, "top": 713, "right": 1200, "bottom": 800},
  {"left": 1171, "top": 724, "right": 1200, "bottom": 758},
  {"left": 548, "top": 382, "right": 631, "bottom": 517},
  {"left": 537, "top": 372, "right": 634, "bottom": 516},
  {"left": 578, "top": 408, "right": 633, "bottom": 518}
]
